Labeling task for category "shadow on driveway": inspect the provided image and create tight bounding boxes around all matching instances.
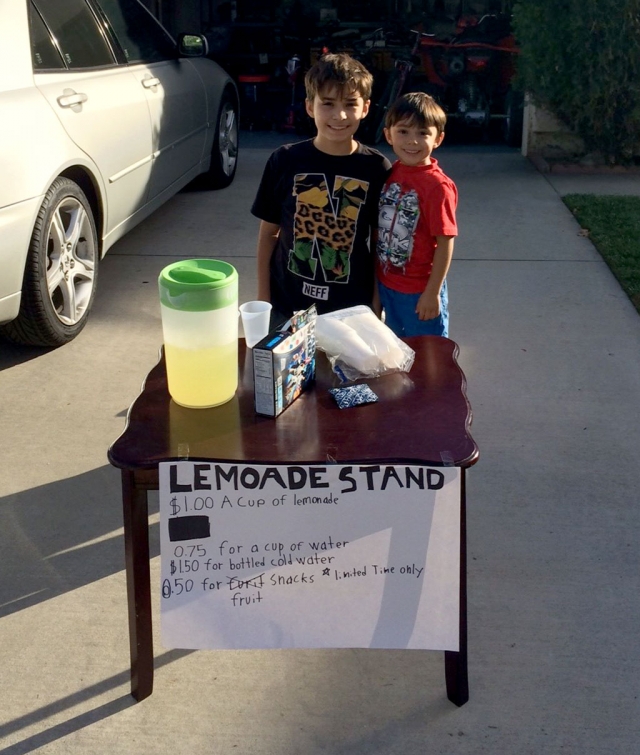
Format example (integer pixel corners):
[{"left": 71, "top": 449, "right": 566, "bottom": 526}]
[{"left": 0, "top": 465, "right": 160, "bottom": 620}]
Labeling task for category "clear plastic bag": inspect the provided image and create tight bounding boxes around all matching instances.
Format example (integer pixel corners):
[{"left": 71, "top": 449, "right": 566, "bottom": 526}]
[{"left": 315, "top": 305, "right": 415, "bottom": 382}]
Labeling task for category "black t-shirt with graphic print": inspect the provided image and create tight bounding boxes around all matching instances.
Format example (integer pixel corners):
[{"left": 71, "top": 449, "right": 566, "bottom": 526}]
[{"left": 251, "top": 139, "right": 391, "bottom": 317}]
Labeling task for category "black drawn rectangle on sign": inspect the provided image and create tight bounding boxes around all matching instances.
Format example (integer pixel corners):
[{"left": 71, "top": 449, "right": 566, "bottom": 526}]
[{"left": 168, "top": 515, "right": 210, "bottom": 542}]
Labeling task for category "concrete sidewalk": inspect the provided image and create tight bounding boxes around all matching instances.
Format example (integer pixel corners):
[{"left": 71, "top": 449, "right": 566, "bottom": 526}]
[{"left": 1, "top": 133, "right": 639, "bottom": 754}]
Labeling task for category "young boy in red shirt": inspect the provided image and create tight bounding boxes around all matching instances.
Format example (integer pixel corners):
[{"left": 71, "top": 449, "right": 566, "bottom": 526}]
[{"left": 376, "top": 92, "right": 457, "bottom": 337}]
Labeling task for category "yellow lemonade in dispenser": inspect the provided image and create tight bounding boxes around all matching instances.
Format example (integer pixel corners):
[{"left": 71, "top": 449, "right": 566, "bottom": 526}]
[
  {"left": 164, "top": 341, "right": 238, "bottom": 408},
  {"left": 159, "top": 260, "right": 238, "bottom": 408}
]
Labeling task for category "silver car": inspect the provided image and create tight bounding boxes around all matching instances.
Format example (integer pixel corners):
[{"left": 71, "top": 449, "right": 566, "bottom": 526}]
[{"left": 0, "top": 0, "right": 239, "bottom": 347}]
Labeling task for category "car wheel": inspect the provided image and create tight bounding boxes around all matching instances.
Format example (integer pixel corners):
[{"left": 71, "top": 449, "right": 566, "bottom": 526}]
[
  {"left": 1, "top": 177, "right": 98, "bottom": 347},
  {"left": 199, "top": 90, "right": 239, "bottom": 189},
  {"left": 504, "top": 89, "right": 524, "bottom": 148}
]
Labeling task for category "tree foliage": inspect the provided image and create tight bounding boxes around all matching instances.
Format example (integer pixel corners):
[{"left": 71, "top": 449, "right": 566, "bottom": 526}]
[{"left": 513, "top": 0, "right": 640, "bottom": 162}]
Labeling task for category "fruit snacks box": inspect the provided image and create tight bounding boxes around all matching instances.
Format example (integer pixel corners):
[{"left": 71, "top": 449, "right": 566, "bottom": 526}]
[{"left": 252, "top": 305, "right": 317, "bottom": 417}]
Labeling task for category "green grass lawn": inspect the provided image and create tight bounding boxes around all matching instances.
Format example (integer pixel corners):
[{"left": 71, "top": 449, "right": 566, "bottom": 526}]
[{"left": 563, "top": 194, "right": 640, "bottom": 314}]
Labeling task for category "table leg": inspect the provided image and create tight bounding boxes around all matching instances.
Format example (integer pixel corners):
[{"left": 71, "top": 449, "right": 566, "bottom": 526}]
[
  {"left": 445, "top": 468, "right": 469, "bottom": 706},
  {"left": 122, "top": 470, "right": 154, "bottom": 701}
]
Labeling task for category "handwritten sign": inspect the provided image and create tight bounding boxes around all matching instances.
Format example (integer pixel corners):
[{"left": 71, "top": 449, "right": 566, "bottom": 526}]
[{"left": 159, "top": 462, "right": 461, "bottom": 651}]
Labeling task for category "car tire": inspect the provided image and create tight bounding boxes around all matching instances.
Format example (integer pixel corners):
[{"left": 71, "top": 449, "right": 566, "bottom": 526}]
[
  {"left": 0, "top": 177, "right": 98, "bottom": 347},
  {"left": 198, "top": 89, "right": 239, "bottom": 189},
  {"left": 504, "top": 89, "right": 524, "bottom": 148}
]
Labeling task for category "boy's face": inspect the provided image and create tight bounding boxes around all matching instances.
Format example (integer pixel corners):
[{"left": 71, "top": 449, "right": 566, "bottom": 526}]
[
  {"left": 384, "top": 119, "right": 444, "bottom": 166},
  {"left": 305, "top": 85, "right": 370, "bottom": 154}
]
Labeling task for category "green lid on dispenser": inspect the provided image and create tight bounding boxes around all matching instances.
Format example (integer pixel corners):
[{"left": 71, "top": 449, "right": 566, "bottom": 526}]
[{"left": 159, "top": 259, "right": 238, "bottom": 311}]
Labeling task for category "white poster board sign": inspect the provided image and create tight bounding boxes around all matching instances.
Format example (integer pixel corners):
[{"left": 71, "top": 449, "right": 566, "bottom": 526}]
[{"left": 159, "top": 462, "right": 461, "bottom": 651}]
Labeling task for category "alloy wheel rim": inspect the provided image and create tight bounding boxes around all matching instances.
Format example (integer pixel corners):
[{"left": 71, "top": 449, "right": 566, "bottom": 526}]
[
  {"left": 218, "top": 102, "right": 238, "bottom": 177},
  {"left": 45, "top": 196, "right": 96, "bottom": 326}
]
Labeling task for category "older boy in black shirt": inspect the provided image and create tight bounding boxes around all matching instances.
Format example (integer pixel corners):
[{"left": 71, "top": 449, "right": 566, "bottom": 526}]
[{"left": 251, "top": 53, "right": 391, "bottom": 322}]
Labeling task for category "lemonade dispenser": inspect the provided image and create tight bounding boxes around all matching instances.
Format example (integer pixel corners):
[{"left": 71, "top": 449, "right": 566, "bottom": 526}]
[{"left": 159, "top": 259, "right": 238, "bottom": 408}]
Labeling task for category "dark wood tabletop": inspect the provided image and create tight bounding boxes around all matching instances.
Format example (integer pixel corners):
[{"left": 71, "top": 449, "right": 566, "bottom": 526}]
[
  {"left": 108, "top": 336, "right": 478, "bottom": 472},
  {"left": 109, "top": 334, "right": 477, "bottom": 706}
]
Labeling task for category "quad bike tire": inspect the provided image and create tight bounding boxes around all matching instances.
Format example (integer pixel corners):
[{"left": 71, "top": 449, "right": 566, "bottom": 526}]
[{"left": 504, "top": 89, "right": 525, "bottom": 148}]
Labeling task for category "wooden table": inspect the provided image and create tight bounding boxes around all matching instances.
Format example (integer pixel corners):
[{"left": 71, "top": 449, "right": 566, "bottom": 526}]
[{"left": 108, "top": 337, "right": 478, "bottom": 703}]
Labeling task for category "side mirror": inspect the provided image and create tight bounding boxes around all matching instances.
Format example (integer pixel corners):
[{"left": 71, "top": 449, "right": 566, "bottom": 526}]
[{"left": 177, "top": 33, "right": 208, "bottom": 57}]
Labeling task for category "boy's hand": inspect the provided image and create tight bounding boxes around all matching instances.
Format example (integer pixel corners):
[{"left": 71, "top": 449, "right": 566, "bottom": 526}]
[
  {"left": 415, "top": 290, "right": 441, "bottom": 321},
  {"left": 415, "top": 235, "right": 454, "bottom": 321}
]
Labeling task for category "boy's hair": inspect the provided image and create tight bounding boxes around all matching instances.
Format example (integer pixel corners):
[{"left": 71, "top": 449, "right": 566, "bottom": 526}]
[
  {"left": 304, "top": 53, "right": 373, "bottom": 101},
  {"left": 385, "top": 92, "right": 447, "bottom": 135}
]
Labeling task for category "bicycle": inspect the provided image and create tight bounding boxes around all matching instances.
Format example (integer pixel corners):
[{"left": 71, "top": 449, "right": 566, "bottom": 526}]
[{"left": 369, "top": 29, "right": 426, "bottom": 144}]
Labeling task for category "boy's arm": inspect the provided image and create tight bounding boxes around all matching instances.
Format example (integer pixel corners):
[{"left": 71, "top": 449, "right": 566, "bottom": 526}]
[
  {"left": 416, "top": 236, "right": 455, "bottom": 321},
  {"left": 256, "top": 220, "right": 280, "bottom": 302},
  {"left": 372, "top": 282, "right": 382, "bottom": 317},
  {"left": 371, "top": 228, "right": 382, "bottom": 317}
]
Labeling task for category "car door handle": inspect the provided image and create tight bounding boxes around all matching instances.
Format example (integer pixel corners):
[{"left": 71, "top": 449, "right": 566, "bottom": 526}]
[
  {"left": 57, "top": 90, "right": 88, "bottom": 109},
  {"left": 142, "top": 76, "right": 161, "bottom": 90}
]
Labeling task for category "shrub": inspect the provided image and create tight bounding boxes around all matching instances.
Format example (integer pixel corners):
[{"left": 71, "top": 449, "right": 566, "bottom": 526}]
[{"left": 513, "top": 0, "right": 640, "bottom": 163}]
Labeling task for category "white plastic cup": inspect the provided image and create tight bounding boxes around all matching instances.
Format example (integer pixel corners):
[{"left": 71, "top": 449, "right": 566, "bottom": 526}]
[{"left": 239, "top": 300, "right": 272, "bottom": 347}]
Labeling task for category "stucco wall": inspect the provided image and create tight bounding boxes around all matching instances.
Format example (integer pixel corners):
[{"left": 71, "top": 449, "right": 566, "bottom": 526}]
[{"left": 521, "top": 97, "right": 585, "bottom": 159}]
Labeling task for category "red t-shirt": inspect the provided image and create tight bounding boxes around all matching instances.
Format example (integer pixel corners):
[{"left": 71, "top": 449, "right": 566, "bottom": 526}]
[{"left": 376, "top": 158, "right": 458, "bottom": 294}]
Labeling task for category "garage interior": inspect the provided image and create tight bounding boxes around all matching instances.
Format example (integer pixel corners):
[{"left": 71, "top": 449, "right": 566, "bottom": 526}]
[{"left": 143, "top": 0, "right": 519, "bottom": 141}]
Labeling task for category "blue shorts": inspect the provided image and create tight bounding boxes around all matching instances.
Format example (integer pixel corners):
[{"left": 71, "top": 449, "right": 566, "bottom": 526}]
[{"left": 378, "top": 279, "right": 449, "bottom": 338}]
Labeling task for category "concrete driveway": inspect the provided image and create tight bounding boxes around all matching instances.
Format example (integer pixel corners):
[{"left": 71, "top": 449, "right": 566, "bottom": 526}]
[{"left": 1, "top": 132, "right": 639, "bottom": 754}]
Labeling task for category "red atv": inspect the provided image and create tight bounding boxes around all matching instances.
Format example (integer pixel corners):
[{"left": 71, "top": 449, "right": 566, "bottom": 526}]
[{"left": 418, "top": 11, "right": 523, "bottom": 145}]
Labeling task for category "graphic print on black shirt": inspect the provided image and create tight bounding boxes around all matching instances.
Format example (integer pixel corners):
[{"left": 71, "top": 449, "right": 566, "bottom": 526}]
[
  {"left": 290, "top": 173, "right": 369, "bottom": 299},
  {"left": 377, "top": 182, "right": 420, "bottom": 273},
  {"left": 251, "top": 139, "right": 391, "bottom": 315}
]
